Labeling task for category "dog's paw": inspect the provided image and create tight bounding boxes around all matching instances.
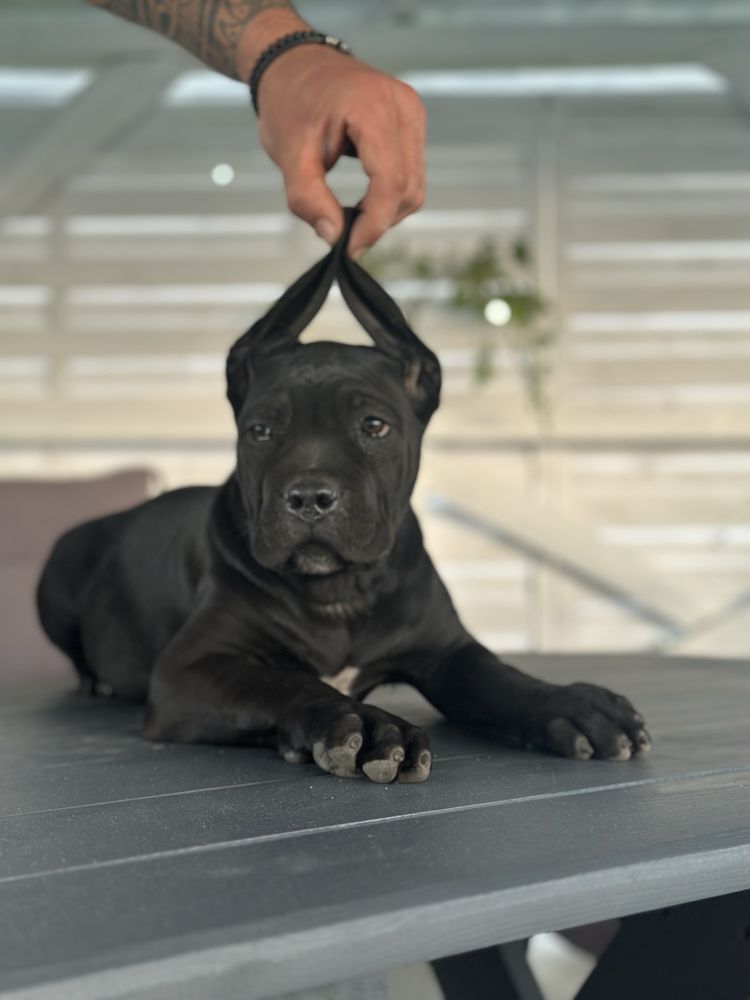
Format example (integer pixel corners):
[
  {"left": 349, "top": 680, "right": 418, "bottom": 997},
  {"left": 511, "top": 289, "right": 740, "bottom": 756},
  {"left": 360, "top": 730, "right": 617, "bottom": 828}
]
[
  {"left": 306, "top": 703, "right": 432, "bottom": 783},
  {"left": 526, "top": 682, "right": 651, "bottom": 762}
]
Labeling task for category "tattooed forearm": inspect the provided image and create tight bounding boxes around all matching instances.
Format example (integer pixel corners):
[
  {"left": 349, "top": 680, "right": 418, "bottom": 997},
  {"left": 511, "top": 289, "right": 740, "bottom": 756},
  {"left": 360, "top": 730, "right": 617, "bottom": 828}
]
[{"left": 88, "top": 0, "right": 298, "bottom": 78}]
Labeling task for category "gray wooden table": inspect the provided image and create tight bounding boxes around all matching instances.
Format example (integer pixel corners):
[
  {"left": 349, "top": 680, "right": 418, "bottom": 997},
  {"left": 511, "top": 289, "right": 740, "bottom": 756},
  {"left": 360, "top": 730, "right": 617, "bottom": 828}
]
[{"left": 1, "top": 654, "right": 749, "bottom": 1000}]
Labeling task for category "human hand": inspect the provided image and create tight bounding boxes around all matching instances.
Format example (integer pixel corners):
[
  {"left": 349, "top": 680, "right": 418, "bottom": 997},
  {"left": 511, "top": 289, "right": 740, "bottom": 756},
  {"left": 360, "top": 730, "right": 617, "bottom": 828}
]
[{"left": 238, "top": 13, "right": 425, "bottom": 258}]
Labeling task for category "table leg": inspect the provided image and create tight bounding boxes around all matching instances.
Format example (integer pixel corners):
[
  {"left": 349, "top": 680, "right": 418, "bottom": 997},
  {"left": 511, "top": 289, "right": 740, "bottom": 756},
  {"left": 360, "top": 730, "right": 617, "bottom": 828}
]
[
  {"left": 574, "top": 888, "right": 750, "bottom": 1000},
  {"left": 432, "top": 940, "right": 545, "bottom": 1000}
]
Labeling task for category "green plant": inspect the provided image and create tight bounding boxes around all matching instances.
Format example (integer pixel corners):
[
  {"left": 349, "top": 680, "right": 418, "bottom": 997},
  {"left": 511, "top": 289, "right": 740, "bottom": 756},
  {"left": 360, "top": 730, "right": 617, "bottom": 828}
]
[{"left": 363, "top": 236, "right": 556, "bottom": 425}]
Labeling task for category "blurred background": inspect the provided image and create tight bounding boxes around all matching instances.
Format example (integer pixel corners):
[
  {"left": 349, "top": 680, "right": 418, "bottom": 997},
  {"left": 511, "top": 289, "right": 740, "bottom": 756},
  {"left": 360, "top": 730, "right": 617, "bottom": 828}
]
[{"left": 2, "top": 0, "right": 750, "bottom": 675}]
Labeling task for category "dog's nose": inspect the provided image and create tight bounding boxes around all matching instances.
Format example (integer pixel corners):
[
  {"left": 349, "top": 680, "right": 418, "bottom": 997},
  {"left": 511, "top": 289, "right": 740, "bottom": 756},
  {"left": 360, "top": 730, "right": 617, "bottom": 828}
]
[{"left": 285, "top": 480, "right": 340, "bottom": 519}]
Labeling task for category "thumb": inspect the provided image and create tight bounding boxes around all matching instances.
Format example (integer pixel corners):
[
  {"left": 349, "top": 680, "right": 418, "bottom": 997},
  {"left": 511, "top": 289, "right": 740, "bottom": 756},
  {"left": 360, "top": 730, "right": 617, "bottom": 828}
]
[{"left": 282, "top": 149, "right": 343, "bottom": 245}]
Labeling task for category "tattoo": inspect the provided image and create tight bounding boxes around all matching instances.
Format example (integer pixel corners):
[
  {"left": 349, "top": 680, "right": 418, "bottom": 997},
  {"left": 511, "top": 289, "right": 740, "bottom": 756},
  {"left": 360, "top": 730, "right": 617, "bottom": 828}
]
[{"left": 89, "top": 0, "right": 296, "bottom": 78}]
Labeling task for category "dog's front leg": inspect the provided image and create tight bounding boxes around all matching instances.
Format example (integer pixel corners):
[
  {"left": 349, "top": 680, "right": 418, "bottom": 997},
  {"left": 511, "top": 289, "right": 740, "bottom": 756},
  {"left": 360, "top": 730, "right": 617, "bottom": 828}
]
[
  {"left": 412, "top": 641, "right": 651, "bottom": 762},
  {"left": 145, "top": 653, "right": 432, "bottom": 783}
]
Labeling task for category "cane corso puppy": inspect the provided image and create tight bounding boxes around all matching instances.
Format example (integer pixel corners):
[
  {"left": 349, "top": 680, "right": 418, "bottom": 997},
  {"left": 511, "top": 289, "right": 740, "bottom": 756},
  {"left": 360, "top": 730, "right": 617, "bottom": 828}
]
[{"left": 37, "top": 211, "right": 650, "bottom": 783}]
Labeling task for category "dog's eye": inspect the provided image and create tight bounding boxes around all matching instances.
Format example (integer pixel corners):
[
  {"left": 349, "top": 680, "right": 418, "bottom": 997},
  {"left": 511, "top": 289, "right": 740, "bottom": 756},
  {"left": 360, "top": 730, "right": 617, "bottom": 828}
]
[
  {"left": 248, "top": 424, "right": 272, "bottom": 442},
  {"left": 362, "top": 416, "right": 390, "bottom": 438}
]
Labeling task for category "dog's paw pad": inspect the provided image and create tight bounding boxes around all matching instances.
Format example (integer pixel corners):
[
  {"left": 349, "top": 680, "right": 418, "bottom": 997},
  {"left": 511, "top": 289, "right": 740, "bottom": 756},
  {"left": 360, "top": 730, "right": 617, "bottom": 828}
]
[
  {"left": 307, "top": 705, "right": 430, "bottom": 783},
  {"left": 537, "top": 685, "right": 651, "bottom": 762},
  {"left": 312, "top": 738, "right": 361, "bottom": 778},
  {"left": 362, "top": 747, "right": 404, "bottom": 784},
  {"left": 546, "top": 718, "right": 594, "bottom": 760},
  {"left": 310, "top": 712, "right": 367, "bottom": 777},
  {"left": 607, "top": 735, "right": 632, "bottom": 762},
  {"left": 573, "top": 734, "right": 595, "bottom": 760},
  {"left": 280, "top": 746, "right": 311, "bottom": 765},
  {"left": 398, "top": 749, "right": 432, "bottom": 784}
]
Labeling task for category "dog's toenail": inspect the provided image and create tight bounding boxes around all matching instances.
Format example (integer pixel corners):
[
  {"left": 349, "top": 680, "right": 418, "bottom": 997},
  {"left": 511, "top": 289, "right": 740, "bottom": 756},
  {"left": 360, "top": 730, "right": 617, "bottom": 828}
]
[{"left": 609, "top": 740, "right": 632, "bottom": 761}]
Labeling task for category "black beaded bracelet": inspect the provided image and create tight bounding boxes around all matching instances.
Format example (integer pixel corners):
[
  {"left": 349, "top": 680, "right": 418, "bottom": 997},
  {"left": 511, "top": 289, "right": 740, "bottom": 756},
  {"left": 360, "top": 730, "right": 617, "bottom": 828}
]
[{"left": 249, "top": 30, "right": 353, "bottom": 115}]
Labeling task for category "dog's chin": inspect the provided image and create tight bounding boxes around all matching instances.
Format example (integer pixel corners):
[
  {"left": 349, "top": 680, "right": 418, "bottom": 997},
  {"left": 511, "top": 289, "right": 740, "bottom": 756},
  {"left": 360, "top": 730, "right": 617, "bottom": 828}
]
[{"left": 288, "top": 542, "right": 346, "bottom": 577}]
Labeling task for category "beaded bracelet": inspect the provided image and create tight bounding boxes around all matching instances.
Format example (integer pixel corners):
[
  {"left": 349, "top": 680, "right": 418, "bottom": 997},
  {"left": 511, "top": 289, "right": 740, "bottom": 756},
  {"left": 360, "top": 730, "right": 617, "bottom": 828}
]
[{"left": 249, "top": 30, "right": 353, "bottom": 114}]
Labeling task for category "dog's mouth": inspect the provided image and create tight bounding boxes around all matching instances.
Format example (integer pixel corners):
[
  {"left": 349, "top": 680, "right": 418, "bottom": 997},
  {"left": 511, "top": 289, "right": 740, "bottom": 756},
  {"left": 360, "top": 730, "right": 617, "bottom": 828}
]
[{"left": 289, "top": 541, "right": 346, "bottom": 577}]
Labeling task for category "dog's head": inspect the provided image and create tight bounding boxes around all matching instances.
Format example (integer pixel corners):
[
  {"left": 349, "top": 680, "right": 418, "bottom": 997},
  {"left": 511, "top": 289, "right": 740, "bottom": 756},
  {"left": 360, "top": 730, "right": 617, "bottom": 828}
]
[{"left": 225, "top": 214, "right": 441, "bottom": 578}]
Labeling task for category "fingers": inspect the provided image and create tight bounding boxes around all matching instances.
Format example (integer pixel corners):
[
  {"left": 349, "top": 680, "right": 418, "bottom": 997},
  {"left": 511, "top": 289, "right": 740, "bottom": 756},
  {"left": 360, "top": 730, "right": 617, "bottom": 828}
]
[
  {"left": 347, "top": 85, "right": 426, "bottom": 257},
  {"left": 393, "top": 93, "right": 426, "bottom": 226},
  {"left": 257, "top": 44, "right": 425, "bottom": 252},
  {"left": 281, "top": 145, "right": 344, "bottom": 245}
]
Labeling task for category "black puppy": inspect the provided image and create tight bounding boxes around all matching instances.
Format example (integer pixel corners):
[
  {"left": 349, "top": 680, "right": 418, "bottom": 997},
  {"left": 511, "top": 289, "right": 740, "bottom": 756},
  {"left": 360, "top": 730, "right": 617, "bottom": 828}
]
[{"left": 37, "top": 212, "right": 650, "bottom": 783}]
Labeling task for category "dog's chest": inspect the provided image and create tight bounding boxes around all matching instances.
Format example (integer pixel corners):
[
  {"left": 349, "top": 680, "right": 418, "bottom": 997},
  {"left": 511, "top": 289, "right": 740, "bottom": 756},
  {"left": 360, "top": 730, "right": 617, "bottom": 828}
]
[{"left": 293, "top": 615, "right": 357, "bottom": 680}]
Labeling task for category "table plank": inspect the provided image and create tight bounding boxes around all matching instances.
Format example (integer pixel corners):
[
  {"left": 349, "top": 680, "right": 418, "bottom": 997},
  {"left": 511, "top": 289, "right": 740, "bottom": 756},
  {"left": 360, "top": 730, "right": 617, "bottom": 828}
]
[{"left": 0, "top": 654, "right": 748, "bottom": 999}]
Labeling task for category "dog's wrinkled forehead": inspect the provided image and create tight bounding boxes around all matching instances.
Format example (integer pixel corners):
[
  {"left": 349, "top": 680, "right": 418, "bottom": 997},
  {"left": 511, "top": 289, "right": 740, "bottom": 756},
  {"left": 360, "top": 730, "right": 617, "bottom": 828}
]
[{"left": 239, "top": 341, "right": 409, "bottom": 410}]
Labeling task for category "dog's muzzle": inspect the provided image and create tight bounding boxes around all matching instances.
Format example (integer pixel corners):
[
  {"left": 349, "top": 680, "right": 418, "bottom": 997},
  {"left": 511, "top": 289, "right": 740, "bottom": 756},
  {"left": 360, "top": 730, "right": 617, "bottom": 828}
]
[
  {"left": 290, "top": 541, "right": 344, "bottom": 576},
  {"left": 284, "top": 477, "right": 340, "bottom": 522}
]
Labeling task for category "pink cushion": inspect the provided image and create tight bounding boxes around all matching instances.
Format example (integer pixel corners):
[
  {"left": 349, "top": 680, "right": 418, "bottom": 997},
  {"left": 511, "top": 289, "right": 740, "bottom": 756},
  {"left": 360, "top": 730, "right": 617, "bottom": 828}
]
[{"left": 0, "top": 470, "right": 156, "bottom": 682}]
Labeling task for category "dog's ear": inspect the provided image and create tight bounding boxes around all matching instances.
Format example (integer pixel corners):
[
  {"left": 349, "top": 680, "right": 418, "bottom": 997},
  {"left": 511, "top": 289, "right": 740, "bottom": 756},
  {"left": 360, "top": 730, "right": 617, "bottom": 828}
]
[
  {"left": 226, "top": 207, "right": 441, "bottom": 423},
  {"left": 226, "top": 248, "right": 341, "bottom": 416},
  {"left": 336, "top": 215, "right": 441, "bottom": 423}
]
